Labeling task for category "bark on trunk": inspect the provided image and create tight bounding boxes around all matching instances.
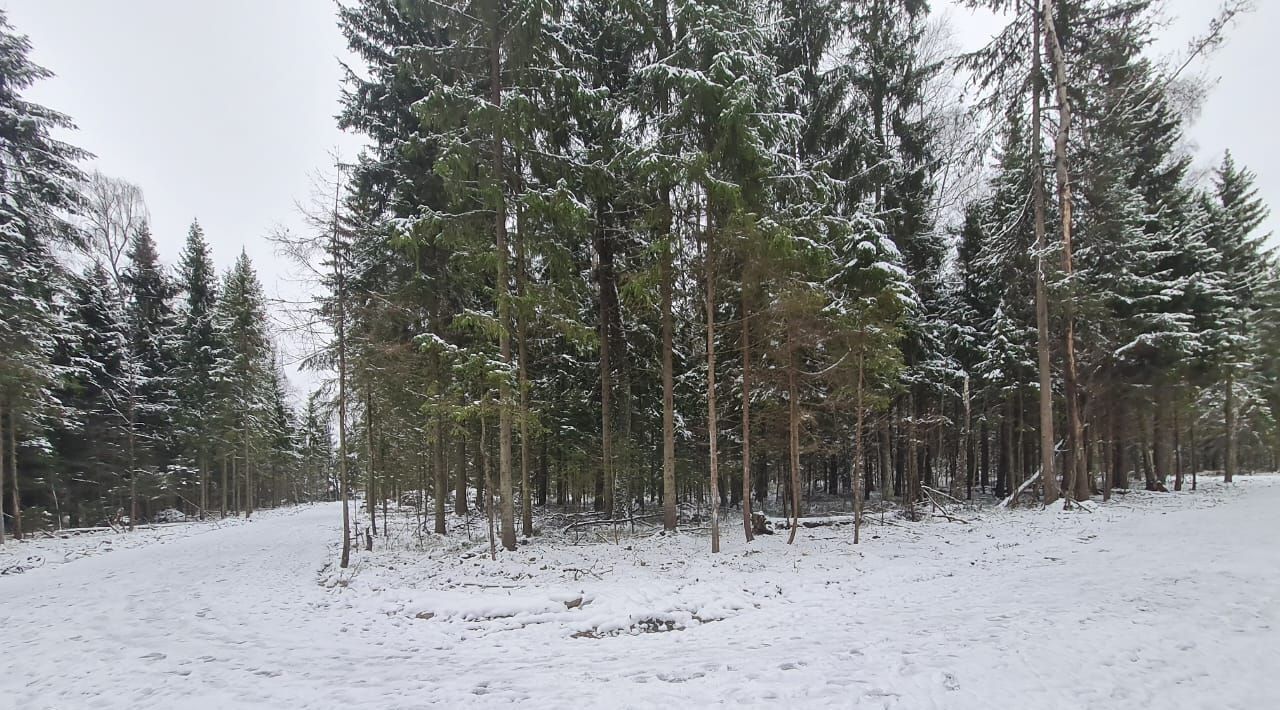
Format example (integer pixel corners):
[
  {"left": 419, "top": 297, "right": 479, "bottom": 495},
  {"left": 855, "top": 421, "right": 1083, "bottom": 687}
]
[
  {"left": 594, "top": 213, "right": 616, "bottom": 519},
  {"left": 0, "top": 400, "right": 6, "bottom": 545},
  {"left": 661, "top": 242, "right": 677, "bottom": 531},
  {"left": 1224, "top": 371, "right": 1237, "bottom": 483},
  {"left": 706, "top": 220, "right": 720, "bottom": 553},
  {"left": 489, "top": 4, "right": 516, "bottom": 551},
  {"left": 455, "top": 409, "right": 468, "bottom": 515},
  {"left": 786, "top": 324, "right": 801, "bottom": 545},
  {"left": 1043, "top": 0, "right": 1086, "bottom": 502},
  {"left": 853, "top": 354, "right": 865, "bottom": 544},
  {"left": 433, "top": 415, "right": 447, "bottom": 535},
  {"left": 516, "top": 201, "right": 533, "bottom": 537},
  {"left": 741, "top": 286, "right": 753, "bottom": 542},
  {"left": 1031, "top": 3, "right": 1060, "bottom": 505}
]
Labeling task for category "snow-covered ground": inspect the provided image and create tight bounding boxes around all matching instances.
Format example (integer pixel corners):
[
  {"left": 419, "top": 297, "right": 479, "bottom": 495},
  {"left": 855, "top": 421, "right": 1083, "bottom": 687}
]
[{"left": 3, "top": 477, "right": 1278, "bottom": 709}]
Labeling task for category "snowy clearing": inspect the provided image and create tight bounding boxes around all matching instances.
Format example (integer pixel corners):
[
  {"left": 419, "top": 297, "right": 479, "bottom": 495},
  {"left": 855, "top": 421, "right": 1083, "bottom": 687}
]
[{"left": 4, "top": 477, "right": 1279, "bottom": 709}]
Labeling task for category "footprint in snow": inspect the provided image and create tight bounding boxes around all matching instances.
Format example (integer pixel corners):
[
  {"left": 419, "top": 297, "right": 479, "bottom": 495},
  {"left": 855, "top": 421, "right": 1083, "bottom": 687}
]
[{"left": 139, "top": 652, "right": 166, "bottom": 661}]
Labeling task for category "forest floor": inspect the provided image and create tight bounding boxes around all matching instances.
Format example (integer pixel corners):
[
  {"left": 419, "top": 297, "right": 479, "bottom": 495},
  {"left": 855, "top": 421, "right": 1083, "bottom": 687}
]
[{"left": 2, "top": 475, "right": 1277, "bottom": 709}]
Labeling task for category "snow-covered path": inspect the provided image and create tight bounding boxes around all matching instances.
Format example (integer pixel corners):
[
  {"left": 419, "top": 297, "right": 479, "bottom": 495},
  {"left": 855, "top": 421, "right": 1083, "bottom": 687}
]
[{"left": 4, "top": 481, "right": 1279, "bottom": 709}]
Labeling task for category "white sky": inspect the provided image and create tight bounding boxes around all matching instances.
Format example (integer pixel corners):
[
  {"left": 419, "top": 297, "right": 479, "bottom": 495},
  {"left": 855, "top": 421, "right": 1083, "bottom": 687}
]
[{"left": 2, "top": 0, "right": 1276, "bottom": 394}]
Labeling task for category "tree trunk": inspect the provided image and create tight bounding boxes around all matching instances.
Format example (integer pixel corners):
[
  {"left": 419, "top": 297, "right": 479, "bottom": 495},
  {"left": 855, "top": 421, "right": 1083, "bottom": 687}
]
[
  {"left": 7, "top": 411, "right": 17, "bottom": 539},
  {"left": 244, "top": 414, "right": 253, "bottom": 519},
  {"left": 854, "top": 352, "right": 865, "bottom": 544},
  {"left": 1030, "top": 3, "right": 1060, "bottom": 505},
  {"left": 741, "top": 286, "right": 753, "bottom": 542},
  {"left": 129, "top": 401, "right": 137, "bottom": 530},
  {"left": 434, "top": 415, "right": 447, "bottom": 535},
  {"left": 482, "top": 412, "right": 496, "bottom": 560},
  {"left": 661, "top": 240, "right": 677, "bottom": 531},
  {"left": 366, "top": 389, "right": 376, "bottom": 536},
  {"left": 199, "top": 451, "right": 208, "bottom": 520},
  {"left": 706, "top": 218, "right": 721, "bottom": 554},
  {"left": 334, "top": 184, "right": 352, "bottom": 569},
  {"left": 657, "top": 0, "right": 678, "bottom": 533},
  {"left": 489, "top": 4, "right": 516, "bottom": 552},
  {"left": 1043, "top": 0, "right": 1086, "bottom": 502},
  {"left": 1174, "top": 398, "right": 1184, "bottom": 492},
  {"left": 1224, "top": 370, "right": 1236, "bottom": 483},
  {"left": 907, "top": 391, "right": 919, "bottom": 518},
  {"left": 0, "top": 400, "right": 6, "bottom": 545},
  {"left": 220, "top": 453, "right": 228, "bottom": 519},
  {"left": 516, "top": 202, "right": 533, "bottom": 537},
  {"left": 455, "top": 410, "right": 468, "bottom": 515},
  {"left": 786, "top": 324, "right": 801, "bottom": 545},
  {"left": 594, "top": 214, "right": 616, "bottom": 520}
]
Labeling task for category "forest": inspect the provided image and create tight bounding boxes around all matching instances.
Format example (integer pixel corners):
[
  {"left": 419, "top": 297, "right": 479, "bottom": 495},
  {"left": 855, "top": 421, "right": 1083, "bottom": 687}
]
[{"left": 0, "top": 0, "right": 1274, "bottom": 566}]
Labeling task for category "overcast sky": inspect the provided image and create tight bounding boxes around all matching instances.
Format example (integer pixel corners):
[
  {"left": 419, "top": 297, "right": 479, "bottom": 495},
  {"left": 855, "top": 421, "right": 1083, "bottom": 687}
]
[{"left": 2, "top": 0, "right": 1276, "bottom": 393}]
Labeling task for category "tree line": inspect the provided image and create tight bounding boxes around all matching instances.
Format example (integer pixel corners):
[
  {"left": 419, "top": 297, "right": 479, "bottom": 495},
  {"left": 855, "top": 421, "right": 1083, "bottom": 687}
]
[
  {"left": 0, "top": 13, "right": 331, "bottom": 539},
  {"left": 323, "top": 0, "right": 1275, "bottom": 563},
  {"left": 2, "top": 0, "right": 1274, "bottom": 560}
]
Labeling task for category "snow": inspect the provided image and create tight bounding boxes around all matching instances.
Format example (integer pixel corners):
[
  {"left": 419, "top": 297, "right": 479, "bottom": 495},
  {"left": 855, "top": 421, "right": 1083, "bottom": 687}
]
[{"left": 3, "top": 477, "right": 1279, "bottom": 709}]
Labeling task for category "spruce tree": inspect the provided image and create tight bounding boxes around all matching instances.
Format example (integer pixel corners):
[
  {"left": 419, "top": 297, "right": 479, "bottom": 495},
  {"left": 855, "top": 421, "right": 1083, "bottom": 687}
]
[
  {"left": 0, "top": 11, "right": 88, "bottom": 540},
  {"left": 175, "top": 220, "right": 221, "bottom": 516},
  {"left": 123, "top": 225, "right": 180, "bottom": 501}
]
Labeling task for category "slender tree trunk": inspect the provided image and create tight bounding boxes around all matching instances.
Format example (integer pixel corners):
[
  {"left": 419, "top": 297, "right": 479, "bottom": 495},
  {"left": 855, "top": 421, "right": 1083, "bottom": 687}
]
[
  {"left": 366, "top": 389, "right": 376, "bottom": 536},
  {"left": 741, "top": 286, "right": 753, "bottom": 542},
  {"left": 1189, "top": 407, "right": 1199, "bottom": 491},
  {"left": 221, "top": 453, "right": 228, "bottom": 519},
  {"left": 199, "top": 451, "right": 207, "bottom": 520},
  {"left": 128, "top": 400, "right": 137, "bottom": 530},
  {"left": 907, "top": 391, "right": 919, "bottom": 518},
  {"left": 0, "top": 400, "right": 6, "bottom": 545},
  {"left": 1042, "top": 0, "right": 1086, "bottom": 502},
  {"left": 1174, "top": 398, "right": 1184, "bottom": 492},
  {"left": 706, "top": 215, "right": 720, "bottom": 553},
  {"left": 6, "top": 412, "right": 16, "bottom": 539},
  {"left": 595, "top": 216, "right": 616, "bottom": 519},
  {"left": 786, "top": 324, "right": 801, "bottom": 545},
  {"left": 854, "top": 352, "right": 866, "bottom": 544},
  {"left": 434, "top": 415, "right": 447, "bottom": 535},
  {"left": 955, "top": 376, "right": 971, "bottom": 500},
  {"left": 489, "top": 4, "right": 516, "bottom": 552},
  {"left": 455, "top": 421, "right": 468, "bottom": 515},
  {"left": 516, "top": 199, "right": 533, "bottom": 537},
  {"left": 661, "top": 241, "right": 677, "bottom": 531},
  {"left": 243, "top": 416, "right": 253, "bottom": 519},
  {"left": 1155, "top": 386, "right": 1173, "bottom": 489},
  {"left": 1224, "top": 370, "right": 1236, "bottom": 483},
  {"left": 482, "top": 411, "right": 496, "bottom": 560},
  {"left": 333, "top": 177, "right": 352, "bottom": 569},
  {"left": 1030, "top": 4, "right": 1060, "bottom": 505},
  {"left": 1104, "top": 398, "right": 1117, "bottom": 501},
  {"left": 657, "top": 0, "right": 678, "bottom": 534}
]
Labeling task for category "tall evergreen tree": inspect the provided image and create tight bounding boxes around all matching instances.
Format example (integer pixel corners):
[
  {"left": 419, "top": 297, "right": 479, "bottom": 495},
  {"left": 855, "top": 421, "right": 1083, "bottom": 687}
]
[
  {"left": 0, "top": 10, "right": 88, "bottom": 541},
  {"left": 175, "top": 220, "right": 222, "bottom": 516}
]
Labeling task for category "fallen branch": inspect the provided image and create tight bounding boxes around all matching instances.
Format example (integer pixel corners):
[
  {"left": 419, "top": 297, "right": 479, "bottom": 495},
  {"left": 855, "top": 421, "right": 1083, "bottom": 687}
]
[
  {"left": 921, "top": 485, "right": 965, "bottom": 506},
  {"left": 922, "top": 487, "right": 972, "bottom": 524},
  {"left": 561, "top": 513, "right": 663, "bottom": 533},
  {"left": 1000, "top": 468, "right": 1042, "bottom": 509},
  {"left": 769, "top": 515, "right": 856, "bottom": 530}
]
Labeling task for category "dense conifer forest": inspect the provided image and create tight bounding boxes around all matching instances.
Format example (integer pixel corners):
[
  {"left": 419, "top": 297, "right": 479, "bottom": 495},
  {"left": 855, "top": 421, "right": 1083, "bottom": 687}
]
[{"left": 0, "top": 0, "right": 1273, "bottom": 563}]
